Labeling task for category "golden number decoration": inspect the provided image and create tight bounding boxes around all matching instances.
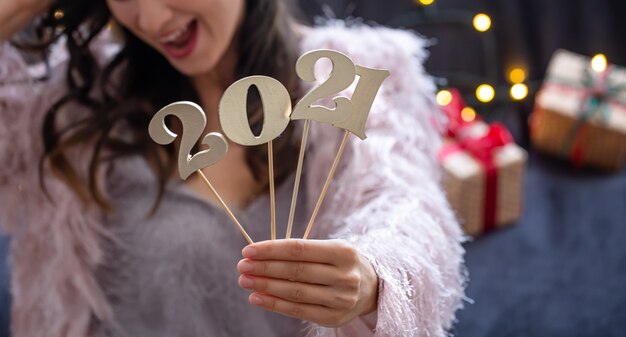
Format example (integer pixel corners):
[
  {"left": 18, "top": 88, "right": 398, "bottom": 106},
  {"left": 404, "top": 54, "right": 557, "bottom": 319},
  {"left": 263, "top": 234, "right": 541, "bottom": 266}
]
[{"left": 148, "top": 49, "right": 389, "bottom": 243}]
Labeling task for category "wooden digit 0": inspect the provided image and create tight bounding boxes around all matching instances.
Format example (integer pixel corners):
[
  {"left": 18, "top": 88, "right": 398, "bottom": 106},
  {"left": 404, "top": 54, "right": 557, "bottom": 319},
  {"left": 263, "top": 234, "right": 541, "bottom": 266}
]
[
  {"left": 218, "top": 75, "right": 291, "bottom": 146},
  {"left": 218, "top": 75, "right": 293, "bottom": 240}
]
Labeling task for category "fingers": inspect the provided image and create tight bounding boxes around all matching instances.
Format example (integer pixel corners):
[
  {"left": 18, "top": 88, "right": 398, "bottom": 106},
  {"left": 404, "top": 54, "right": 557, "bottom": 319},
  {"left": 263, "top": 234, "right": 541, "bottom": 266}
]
[
  {"left": 242, "top": 239, "right": 358, "bottom": 266},
  {"left": 247, "top": 293, "right": 348, "bottom": 328},
  {"left": 237, "top": 259, "right": 341, "bottom": 285},
  {"left": 237, "top": 239, "right": 376, "bottom": 326},
  {"left": 239, "top": 275, "right": 346, "bottom": 308}
]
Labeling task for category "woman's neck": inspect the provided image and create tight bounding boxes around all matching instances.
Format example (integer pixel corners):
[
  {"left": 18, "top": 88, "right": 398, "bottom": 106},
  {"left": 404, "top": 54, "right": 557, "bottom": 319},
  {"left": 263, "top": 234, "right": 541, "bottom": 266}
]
[
  {"left": 184, "top": 34, "right": 262, "bottom": 209},
  {"left": 190, "top": 35, "right": 239, "bottom": 132}
]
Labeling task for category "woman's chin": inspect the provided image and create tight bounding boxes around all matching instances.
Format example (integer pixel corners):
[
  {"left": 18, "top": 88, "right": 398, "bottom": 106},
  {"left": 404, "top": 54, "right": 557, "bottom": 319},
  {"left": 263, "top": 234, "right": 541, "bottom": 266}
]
[{"left": 169, "top": 60, "right": 215, "bottom": 79}]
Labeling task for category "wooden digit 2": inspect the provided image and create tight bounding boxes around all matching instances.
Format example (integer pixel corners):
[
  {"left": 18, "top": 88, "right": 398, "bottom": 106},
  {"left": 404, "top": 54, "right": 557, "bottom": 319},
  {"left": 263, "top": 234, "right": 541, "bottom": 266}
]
[
  {"left": 290, "top": 50, "right": 356, "bottom": 125},
  {"left": 218, "top": 76, "right": 292, "bottom": 240},
  {"left": 287, "top": 49, "right": 390, "bottom": 240},
  {"left": 148, "top": 101, "right": 253, "bottom": 244},
  {"left": 149, "top": 101, "right": 228, "bottom": 180},
  {"left": 290, "top": 50, "right": 390, "bottom": 139}
]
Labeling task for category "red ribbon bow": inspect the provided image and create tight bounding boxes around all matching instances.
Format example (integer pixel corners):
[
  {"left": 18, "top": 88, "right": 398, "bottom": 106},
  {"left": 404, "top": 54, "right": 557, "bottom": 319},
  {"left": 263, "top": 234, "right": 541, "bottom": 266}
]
[
  {"left": 459, "top": 123, "right": 513, "bottom": 163},
  {"left": 442, "top": 88, "right": 482, "bottom": 138}
]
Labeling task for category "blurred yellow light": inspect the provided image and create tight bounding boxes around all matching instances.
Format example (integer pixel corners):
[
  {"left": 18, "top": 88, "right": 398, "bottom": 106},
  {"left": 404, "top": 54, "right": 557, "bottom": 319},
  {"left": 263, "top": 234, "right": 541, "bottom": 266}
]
[
  {"left": 461, "top": 107, "right": 477, "bottom": 122},
  {"left": 417, "top": 0, "right": 435, "bottom": 5},
  {"left": 510, "top": 83, "right": 529, "bottom": 100},
  {"left": 591, "top": 54, "right": 608, "bottom": 73},
  {"left": 473, "top": 14, "right": 491, "bottom": 32},
  {"left": 54, "top": 10, "right": 65, "bottom": 20},
  {"left": 508, "top": 68, "right": 526, "bottom": 84},
  {"left": 476, "top": 84, "right": 495, "bottom": 103},
  {"left": 436, "top": 90, "right": 453, "bottom": 106}
]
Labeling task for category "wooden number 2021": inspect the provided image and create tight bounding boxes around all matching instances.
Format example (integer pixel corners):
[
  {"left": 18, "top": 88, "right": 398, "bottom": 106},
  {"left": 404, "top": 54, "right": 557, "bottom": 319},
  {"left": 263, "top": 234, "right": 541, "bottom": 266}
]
[
  {"left": 219, "top": 49, "right": 390, "bottom": 144},
  {"left": 149, "top": 50, "right": 390, "bottom": 179}
]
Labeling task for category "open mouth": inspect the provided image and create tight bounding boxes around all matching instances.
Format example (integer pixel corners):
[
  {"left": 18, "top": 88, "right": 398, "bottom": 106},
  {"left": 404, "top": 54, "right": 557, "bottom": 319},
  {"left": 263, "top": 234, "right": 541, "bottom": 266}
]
[{"left": 160, "top": 20, "right": 199, "bottom": 59}]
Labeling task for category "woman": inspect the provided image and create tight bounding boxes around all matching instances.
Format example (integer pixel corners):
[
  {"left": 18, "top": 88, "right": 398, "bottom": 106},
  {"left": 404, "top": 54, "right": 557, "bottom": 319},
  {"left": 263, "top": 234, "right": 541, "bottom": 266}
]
[{"left": 0, "top": 0, "right": 466, "bottom": 336}]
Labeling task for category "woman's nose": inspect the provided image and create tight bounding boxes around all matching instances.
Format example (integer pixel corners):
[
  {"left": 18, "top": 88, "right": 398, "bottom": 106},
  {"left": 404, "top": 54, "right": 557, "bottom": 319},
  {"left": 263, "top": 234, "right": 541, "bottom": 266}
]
[{"left": 136, "top": 0, "right": 174, "bottom": 35}]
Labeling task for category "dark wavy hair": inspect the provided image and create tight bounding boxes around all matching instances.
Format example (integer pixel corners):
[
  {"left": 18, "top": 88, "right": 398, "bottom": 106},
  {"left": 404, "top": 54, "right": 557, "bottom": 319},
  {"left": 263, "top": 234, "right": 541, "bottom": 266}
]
[{"left": 30, "top": 0, "right": 303, "bottom": 211}]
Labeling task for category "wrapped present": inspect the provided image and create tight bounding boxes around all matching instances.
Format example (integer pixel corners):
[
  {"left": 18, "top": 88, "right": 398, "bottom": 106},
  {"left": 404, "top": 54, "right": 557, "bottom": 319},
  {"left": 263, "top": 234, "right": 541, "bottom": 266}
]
[
  {"left": 531, "top": 49, "right": 626, "bottom": 171},
  {"left": 439, "top": 121, "right": 527, "bottom": 236}
]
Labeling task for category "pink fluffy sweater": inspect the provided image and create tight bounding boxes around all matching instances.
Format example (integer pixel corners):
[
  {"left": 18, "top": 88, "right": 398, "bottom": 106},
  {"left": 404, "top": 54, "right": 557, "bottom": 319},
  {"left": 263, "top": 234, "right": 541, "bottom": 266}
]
[{"left": 0, "top": 22, "right": 466, "bottom": 336}]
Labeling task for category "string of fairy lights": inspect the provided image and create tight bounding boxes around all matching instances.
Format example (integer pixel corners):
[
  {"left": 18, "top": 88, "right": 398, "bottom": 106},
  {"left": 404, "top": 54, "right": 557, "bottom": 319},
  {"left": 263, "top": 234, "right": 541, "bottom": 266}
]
[
  {"left": 50, "top": 5, "right": 611, "bottom": 124},
  {"left": 404, "top": 0, "right": 610, "bottom": 122}
]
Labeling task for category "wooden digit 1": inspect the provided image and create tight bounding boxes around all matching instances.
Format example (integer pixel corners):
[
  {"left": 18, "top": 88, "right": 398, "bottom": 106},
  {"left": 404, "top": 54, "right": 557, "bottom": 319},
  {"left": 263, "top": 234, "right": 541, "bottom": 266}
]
[
  {"left": 219, "top": 76, "right": 292, "bottom": 240},
  {"left": 302, "top": 65, "right": 390, "bottom": 239},
  {"left": 149, "top": 101, "right": 253, "bottom": 244}
]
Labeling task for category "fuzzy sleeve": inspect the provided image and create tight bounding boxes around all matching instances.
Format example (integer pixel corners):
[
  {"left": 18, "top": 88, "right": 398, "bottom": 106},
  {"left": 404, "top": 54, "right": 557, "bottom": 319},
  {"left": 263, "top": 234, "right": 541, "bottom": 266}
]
[
  {"left": 0, "top": 42, "right": 43, "bottom": 232},
  {"left": 0, "top": 38, "right": 117, "bottom": 219},
  {"left": 300, "top": 22, "right": 467, "bottom": 337},
  {"left": 0, "top": 41, "right": 114, "bottom": 337}
]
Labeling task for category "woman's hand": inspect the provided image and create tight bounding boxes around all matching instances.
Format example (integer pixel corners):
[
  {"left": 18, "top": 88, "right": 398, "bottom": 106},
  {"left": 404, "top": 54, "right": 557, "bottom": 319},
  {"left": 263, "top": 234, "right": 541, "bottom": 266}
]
[
  {"left": 237, "top": 239, "right": 378, "bottom": 328},
  {"left": 0, "top": 0, "right": 54, "bottom": 41}
]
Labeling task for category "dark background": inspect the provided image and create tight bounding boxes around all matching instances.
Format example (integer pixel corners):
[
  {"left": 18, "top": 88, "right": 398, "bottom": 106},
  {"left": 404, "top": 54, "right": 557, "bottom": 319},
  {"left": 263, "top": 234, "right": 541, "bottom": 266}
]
[
  {"left": 296, "top": 0, "right": 626, "bottom": 83},
  {"left": 2, "top": 1, "right": 626, "bottom": 336},
  {"left": 295, "top": 0, "right": 626, "bottom": 336},
  {"left": 296, "top": 0, "right": 626, "bottom": 144}
]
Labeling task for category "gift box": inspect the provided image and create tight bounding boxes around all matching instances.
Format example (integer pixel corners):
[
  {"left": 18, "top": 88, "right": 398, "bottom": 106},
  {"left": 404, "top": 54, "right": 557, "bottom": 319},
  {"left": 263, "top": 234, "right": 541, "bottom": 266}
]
[
  {"left": 439, "top": 122, "right": 527, "bottom": 236},
  {"left": 438, "top": 89, "right": 526, "bottom": 235},
  {"left": 531, "top": 49, "right": 626, "bottom": 171}
]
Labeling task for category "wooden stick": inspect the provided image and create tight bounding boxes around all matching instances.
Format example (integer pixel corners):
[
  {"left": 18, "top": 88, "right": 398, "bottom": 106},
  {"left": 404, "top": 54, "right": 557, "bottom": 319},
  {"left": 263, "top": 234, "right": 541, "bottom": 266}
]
[
  {"left": 286, "top": 119, "right": 311, "bottom": 239},
  {"left": 268, "top": 141, "right": 276, "bottom": 240},
  {"left": 302, "top": 130, "right": 350, "bottom": 240},
  {"left": 197, "top": 170, "right": 253, "bottom": 244}
]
